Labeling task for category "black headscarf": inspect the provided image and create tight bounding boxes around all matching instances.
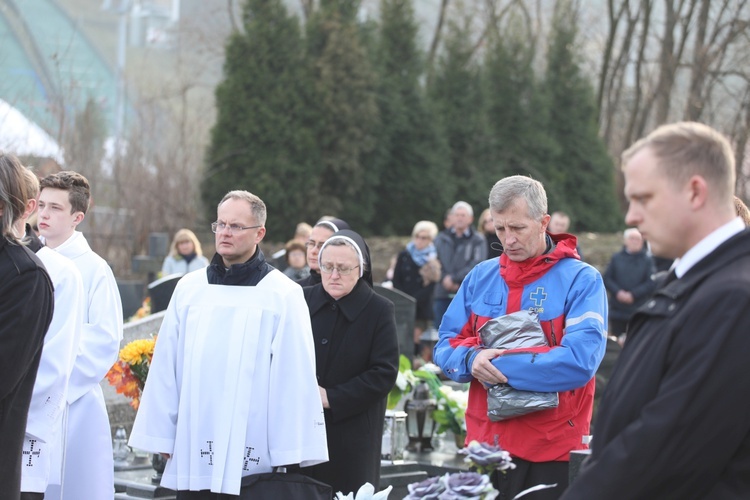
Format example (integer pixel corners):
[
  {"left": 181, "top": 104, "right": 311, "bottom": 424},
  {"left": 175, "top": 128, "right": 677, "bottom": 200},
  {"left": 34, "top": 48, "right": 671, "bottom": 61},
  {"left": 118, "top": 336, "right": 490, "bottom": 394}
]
[
  {"left": 315, "top": 217, "right": 350, "bottom": 233},
  {"left": 296, "top": 217, "right": 352, "bottom": 287},
  {"left": 318, "top": 229, "right": 373, "bottom": 287}
]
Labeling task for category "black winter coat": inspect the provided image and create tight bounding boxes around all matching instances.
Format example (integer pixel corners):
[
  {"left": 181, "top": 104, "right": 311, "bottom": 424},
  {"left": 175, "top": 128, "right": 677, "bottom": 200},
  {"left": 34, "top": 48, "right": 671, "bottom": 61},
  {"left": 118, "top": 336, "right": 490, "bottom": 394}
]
[
  {"left": 302, "top": 280, "right": 399, "bottom": 496},
  {"left": 392, "top": 250, "right": 434, "bottom": 321},
  {"left": 563, "top": 229, "right": 750, "bottom": 499},
  {"left": 0, "top": 237, "right": 53, "bottom": 497},
  {"left": 603, "top": 246, "right": 656, "bottom": 322}
]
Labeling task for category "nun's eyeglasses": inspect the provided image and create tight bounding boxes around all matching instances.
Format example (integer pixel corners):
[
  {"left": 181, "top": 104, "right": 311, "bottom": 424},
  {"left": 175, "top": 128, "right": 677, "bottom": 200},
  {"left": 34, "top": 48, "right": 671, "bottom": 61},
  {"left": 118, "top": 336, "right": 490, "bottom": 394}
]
[
  {"left": 305, "top": 240, "right": 325, "bottom": 250},
  {"left": 320, "top": 264, "right": 360, "bottom": 276}
]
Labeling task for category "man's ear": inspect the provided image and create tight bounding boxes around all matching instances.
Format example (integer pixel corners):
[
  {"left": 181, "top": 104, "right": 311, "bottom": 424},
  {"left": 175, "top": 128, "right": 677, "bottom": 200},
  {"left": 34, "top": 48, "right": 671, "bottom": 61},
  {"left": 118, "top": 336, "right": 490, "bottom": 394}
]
[
  {"left": 23, "top": 198, "right": 37, "bottom": 220},
  {"left": 687, "top": 175, "right": 709, "bottom": 210},
  {"left": 72, "top": 211, "right": 85, "bottom": 227},
  {"left": 255, "top": 226, "right": 267, "bottom": 243},
  {"left": 541, "top": 214, "right": 551, "bottom": 232}
]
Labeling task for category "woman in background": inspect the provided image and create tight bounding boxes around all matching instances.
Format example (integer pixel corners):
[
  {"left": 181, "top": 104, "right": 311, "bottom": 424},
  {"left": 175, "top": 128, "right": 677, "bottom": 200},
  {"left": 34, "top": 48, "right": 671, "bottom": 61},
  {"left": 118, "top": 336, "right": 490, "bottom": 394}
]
[
  {"left": 161, "top": 228, "right": 209, "bottom": 276},
  {"left": 478, "top": 208, "right": 502, "bottom": 259},
  {"left": 392, "top": 221, "right": 441, "bottom": 360},
  {"left": 283, "top": 240, "right": 310, "bottom": 281}
]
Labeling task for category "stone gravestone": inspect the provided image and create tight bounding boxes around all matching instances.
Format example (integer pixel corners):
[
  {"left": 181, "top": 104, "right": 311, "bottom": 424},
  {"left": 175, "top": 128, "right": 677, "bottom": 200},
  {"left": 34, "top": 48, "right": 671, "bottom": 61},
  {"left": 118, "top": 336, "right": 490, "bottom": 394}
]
[
  {"left": 118, "top": 280, "right": 146, "bottom": 320},
  {"left": 149, "top": 232, "right": 170, "bottom": 261},
  {"left": 373, "top": 285, "right": 416, "bottom": 359},
  {"left": 131, "top": 232, "right": 171, "bottom": 284},
  {"left": 148, "top": 274, "right": 183, "bottom": 314}
]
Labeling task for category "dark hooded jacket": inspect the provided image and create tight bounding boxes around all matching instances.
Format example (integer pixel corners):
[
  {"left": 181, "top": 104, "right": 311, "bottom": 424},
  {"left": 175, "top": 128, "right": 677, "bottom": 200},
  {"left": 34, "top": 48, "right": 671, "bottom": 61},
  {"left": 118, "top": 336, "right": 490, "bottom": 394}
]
[{"left": 300, "top": 230, "right": 398, "bottom": 495}]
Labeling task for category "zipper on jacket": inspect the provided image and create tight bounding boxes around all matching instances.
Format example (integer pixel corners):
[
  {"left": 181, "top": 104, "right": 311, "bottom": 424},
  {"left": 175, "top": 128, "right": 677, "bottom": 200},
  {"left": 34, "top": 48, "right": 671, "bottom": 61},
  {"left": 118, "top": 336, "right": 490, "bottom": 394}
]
[
  {"left": 568, "top": 420, "right": 574, "bottom": 427},
  {"left": 530, "top": 353, "right": 538, "bottom": 364},
  {"left": 501, "top": 350, "right": 537, "bottom": 360},
  {"left": 549, "top": 320, "right": 558, "bottom": 346}
]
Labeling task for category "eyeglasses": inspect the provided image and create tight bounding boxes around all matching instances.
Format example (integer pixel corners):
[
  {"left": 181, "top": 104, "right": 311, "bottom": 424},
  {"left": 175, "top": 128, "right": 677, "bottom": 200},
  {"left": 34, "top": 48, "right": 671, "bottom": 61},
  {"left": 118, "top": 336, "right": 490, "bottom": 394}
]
[
  {"left": 414, "top": 234, "right": 432, "bottom": 241},
  {"left": 211, "top": 222, "right": 262, "bottom": 234},
  {"left": 305, "top": 240, "right": 326, "bottom": 250},
  {"left": 320, "top": 263, "right": 360, "bottom": 276}
]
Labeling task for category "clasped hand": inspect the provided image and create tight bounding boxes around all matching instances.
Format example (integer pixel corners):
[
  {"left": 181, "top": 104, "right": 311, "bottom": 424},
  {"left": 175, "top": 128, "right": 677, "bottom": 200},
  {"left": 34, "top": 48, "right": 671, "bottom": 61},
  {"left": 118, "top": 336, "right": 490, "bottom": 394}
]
[{"left": 470, "top": 348, "right": 507, "bottom": 386}]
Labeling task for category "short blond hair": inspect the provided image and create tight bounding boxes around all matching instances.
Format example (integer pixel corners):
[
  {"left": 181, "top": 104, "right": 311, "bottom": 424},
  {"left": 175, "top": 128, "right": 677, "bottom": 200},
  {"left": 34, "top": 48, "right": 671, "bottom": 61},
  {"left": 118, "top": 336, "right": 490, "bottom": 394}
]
[
  {"left": 21, "top": 167, "right": 40, "bottom": 199},
  {"left": 622, "top": 122, "right": 735, "bottom": 202},
  {"left": 218, "top": 190, "right": 266, "bottom": 226},
  {"left": 412, "top": 220, "right": 438, "bottom": 239}
]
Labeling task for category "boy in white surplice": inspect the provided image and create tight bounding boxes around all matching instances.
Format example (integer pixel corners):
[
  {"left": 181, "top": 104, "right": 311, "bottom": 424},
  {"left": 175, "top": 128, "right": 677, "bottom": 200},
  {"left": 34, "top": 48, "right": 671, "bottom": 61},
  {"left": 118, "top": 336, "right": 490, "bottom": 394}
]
[
  {"left": 16, "top": 169, "right": 84, "bottom": 499},
  {"left": 130, "top": 190, "right": 328, "bottom": 497},
  {"left": 38, "top": 171, "right": 123, "bottom": 500}
]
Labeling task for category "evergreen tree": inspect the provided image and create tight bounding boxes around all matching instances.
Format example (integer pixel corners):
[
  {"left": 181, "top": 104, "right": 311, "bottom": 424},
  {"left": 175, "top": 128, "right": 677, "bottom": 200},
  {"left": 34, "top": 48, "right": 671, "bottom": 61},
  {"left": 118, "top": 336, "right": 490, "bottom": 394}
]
[
  {"left": 541, "top": 1, "right": 621, "bottom": 231},
  {"left": 203, "top": 0, "right": 318, "bottom": 241},
  {"left": 367, "top": 0, "right": 452, "bottom": 235},
  {"left": 305, "top": 1, "right": 379, "bottom": 231},
  {"left": 427, "top": 20, "right": 489, "bottom": 213},
  {"left": 482, "top": 16, "right": 561, "bottom": 211},
  {"left": 64, "top": 97, "right": 107, "bottom": 188}
]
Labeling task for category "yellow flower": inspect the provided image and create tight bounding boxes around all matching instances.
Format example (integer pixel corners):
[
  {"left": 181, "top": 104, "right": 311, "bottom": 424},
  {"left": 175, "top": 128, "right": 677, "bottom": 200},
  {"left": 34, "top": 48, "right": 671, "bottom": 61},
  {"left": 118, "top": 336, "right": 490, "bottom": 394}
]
[
  {"left": 107, "top": 335, "right": 158, "bottom": 409},
  {"left": 119, "top": 338, "right": 156, "bottom": 365}
]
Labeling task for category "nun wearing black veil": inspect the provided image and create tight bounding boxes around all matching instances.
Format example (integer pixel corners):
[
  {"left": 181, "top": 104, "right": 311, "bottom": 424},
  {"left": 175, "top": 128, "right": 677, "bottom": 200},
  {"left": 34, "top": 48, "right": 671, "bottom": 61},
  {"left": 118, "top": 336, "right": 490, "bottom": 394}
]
[
  {"left": 301, "top": 229, "right": 399, "bottom": 496},
  {"left": 296, "top": 217, "right": 350, "bottom": 287}
]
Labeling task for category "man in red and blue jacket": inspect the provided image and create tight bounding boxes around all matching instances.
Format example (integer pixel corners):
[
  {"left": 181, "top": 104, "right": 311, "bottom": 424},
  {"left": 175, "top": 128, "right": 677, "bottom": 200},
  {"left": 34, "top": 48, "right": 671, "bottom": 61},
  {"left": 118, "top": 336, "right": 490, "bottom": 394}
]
[{"left": 433, "top": 176, "right": 607, "bottom": 500}]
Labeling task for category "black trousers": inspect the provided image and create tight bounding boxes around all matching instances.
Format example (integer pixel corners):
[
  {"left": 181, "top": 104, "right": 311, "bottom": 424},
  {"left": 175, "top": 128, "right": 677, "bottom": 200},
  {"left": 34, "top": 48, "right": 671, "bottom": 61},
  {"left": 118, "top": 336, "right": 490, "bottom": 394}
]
[
  {"left": 492, "top": 457, "right": 569, "bottom": 500},
  {"left": 176, "top": 491, "right": 239, "bottom": 500},
  {"left": 609, "top": 318, "right": 629, "bottom": 338},
  {"left": 20, "top": 493, "right": 44, "bottom": 500}
]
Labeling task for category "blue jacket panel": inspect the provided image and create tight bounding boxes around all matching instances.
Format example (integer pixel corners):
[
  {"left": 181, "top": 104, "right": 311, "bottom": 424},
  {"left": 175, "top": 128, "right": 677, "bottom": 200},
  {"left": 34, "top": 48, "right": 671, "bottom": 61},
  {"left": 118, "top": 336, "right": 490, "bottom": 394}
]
[{"left": 435, "top": 257, "right": 607, "bottom": 392}]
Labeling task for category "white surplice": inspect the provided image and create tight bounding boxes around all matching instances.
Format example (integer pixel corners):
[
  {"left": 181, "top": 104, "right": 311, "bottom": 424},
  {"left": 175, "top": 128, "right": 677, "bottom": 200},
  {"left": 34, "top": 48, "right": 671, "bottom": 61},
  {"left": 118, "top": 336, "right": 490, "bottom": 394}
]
[
  {"left": 21, "top": 247, "right": 84, "bottom": 493},
  {"left": 44, "top": 231, "right": 123, "bottom": 500},
  {"left": 129, "top": 268, "right": 328, "bottom": 495}
]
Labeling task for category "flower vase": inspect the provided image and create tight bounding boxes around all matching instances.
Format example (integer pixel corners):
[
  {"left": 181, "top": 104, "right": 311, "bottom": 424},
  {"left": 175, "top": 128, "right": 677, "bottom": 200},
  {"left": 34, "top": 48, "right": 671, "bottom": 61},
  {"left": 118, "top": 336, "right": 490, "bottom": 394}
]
[
  {"left": 151, "top": 453, "right": 167, "bottom": 483},
  {"left": 454, "top": 431, "right": 467, "bottom": 451}
]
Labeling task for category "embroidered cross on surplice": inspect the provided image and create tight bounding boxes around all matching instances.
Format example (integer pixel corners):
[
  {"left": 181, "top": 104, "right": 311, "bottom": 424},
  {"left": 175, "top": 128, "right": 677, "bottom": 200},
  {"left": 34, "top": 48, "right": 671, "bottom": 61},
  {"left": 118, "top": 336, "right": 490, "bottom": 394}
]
[
  {"left": 243, "top": 446, "right": 260, "bottom": 470},
  {"left": 200, "top": 441, "right": 214, "bottom": 466},
  {"left": 23, "top": 439, "right": 41, "bottom": 467}
]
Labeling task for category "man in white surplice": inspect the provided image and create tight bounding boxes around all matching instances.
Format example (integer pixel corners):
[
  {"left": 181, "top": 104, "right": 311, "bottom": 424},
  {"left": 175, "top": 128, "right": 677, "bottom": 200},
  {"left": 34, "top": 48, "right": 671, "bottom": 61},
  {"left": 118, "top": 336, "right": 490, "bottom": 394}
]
[
  {"left": 16, "top": 168, "right": 84, "bottom": 499},
  {"left": 130, "top": 190, "right": 328, "bottom": 497},
  {"left": 38, "top": 171, "right": 123, "bottom": 500}
]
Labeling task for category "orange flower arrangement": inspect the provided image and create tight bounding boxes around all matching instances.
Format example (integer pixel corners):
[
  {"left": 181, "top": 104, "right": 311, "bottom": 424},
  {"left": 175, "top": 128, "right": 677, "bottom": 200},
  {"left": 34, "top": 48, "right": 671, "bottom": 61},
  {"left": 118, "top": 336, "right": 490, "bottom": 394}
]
[
  {"left": 129, "top": 297, "right": 152, "bottom": 322},
  {"left": 106, "top": 336, "right": 157, "bottom": 410}
]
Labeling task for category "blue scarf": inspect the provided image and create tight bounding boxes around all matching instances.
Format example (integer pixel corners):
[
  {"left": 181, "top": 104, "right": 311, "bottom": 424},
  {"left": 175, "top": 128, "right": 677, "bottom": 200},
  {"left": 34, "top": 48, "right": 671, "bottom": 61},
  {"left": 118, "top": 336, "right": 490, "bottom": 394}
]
[{"left": 407, "top": 241, "right": 436, "bottom": 267}]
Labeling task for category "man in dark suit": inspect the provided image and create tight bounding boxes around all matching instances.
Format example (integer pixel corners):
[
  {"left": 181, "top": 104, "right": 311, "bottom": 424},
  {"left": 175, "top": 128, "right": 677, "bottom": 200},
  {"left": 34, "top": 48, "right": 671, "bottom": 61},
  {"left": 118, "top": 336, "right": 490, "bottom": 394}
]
[{"left": 563, "top": 122, "right": 750, "bottom": 498}]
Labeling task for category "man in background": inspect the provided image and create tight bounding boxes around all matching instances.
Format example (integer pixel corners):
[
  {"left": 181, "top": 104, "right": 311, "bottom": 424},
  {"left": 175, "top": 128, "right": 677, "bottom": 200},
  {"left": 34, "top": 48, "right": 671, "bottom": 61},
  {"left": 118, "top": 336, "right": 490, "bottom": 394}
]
[
  {"left": 547, "top": 211, "right": 571, "bottom": 235},
  {"left": 548, "top": 211, "right": 583, "bottom": 260},
  {"left": 433, "top": 201, "right": 486, "bottom": 328},
  {"left": 603, "top": 228, "right": 655, "bottom": 340}
]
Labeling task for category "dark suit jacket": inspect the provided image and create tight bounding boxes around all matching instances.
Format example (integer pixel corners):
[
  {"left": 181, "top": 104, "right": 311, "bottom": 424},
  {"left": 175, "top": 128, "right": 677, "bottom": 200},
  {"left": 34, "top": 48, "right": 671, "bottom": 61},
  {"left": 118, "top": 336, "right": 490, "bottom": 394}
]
[
  {"left": 564, "top": 229, "right": 750, "bottom": 499},
  {"left": 302, "top": 280, "right": 399, "bottom": 496},
  {"left": 0, "top": 237, "right": 53, "bottom": 497}
]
